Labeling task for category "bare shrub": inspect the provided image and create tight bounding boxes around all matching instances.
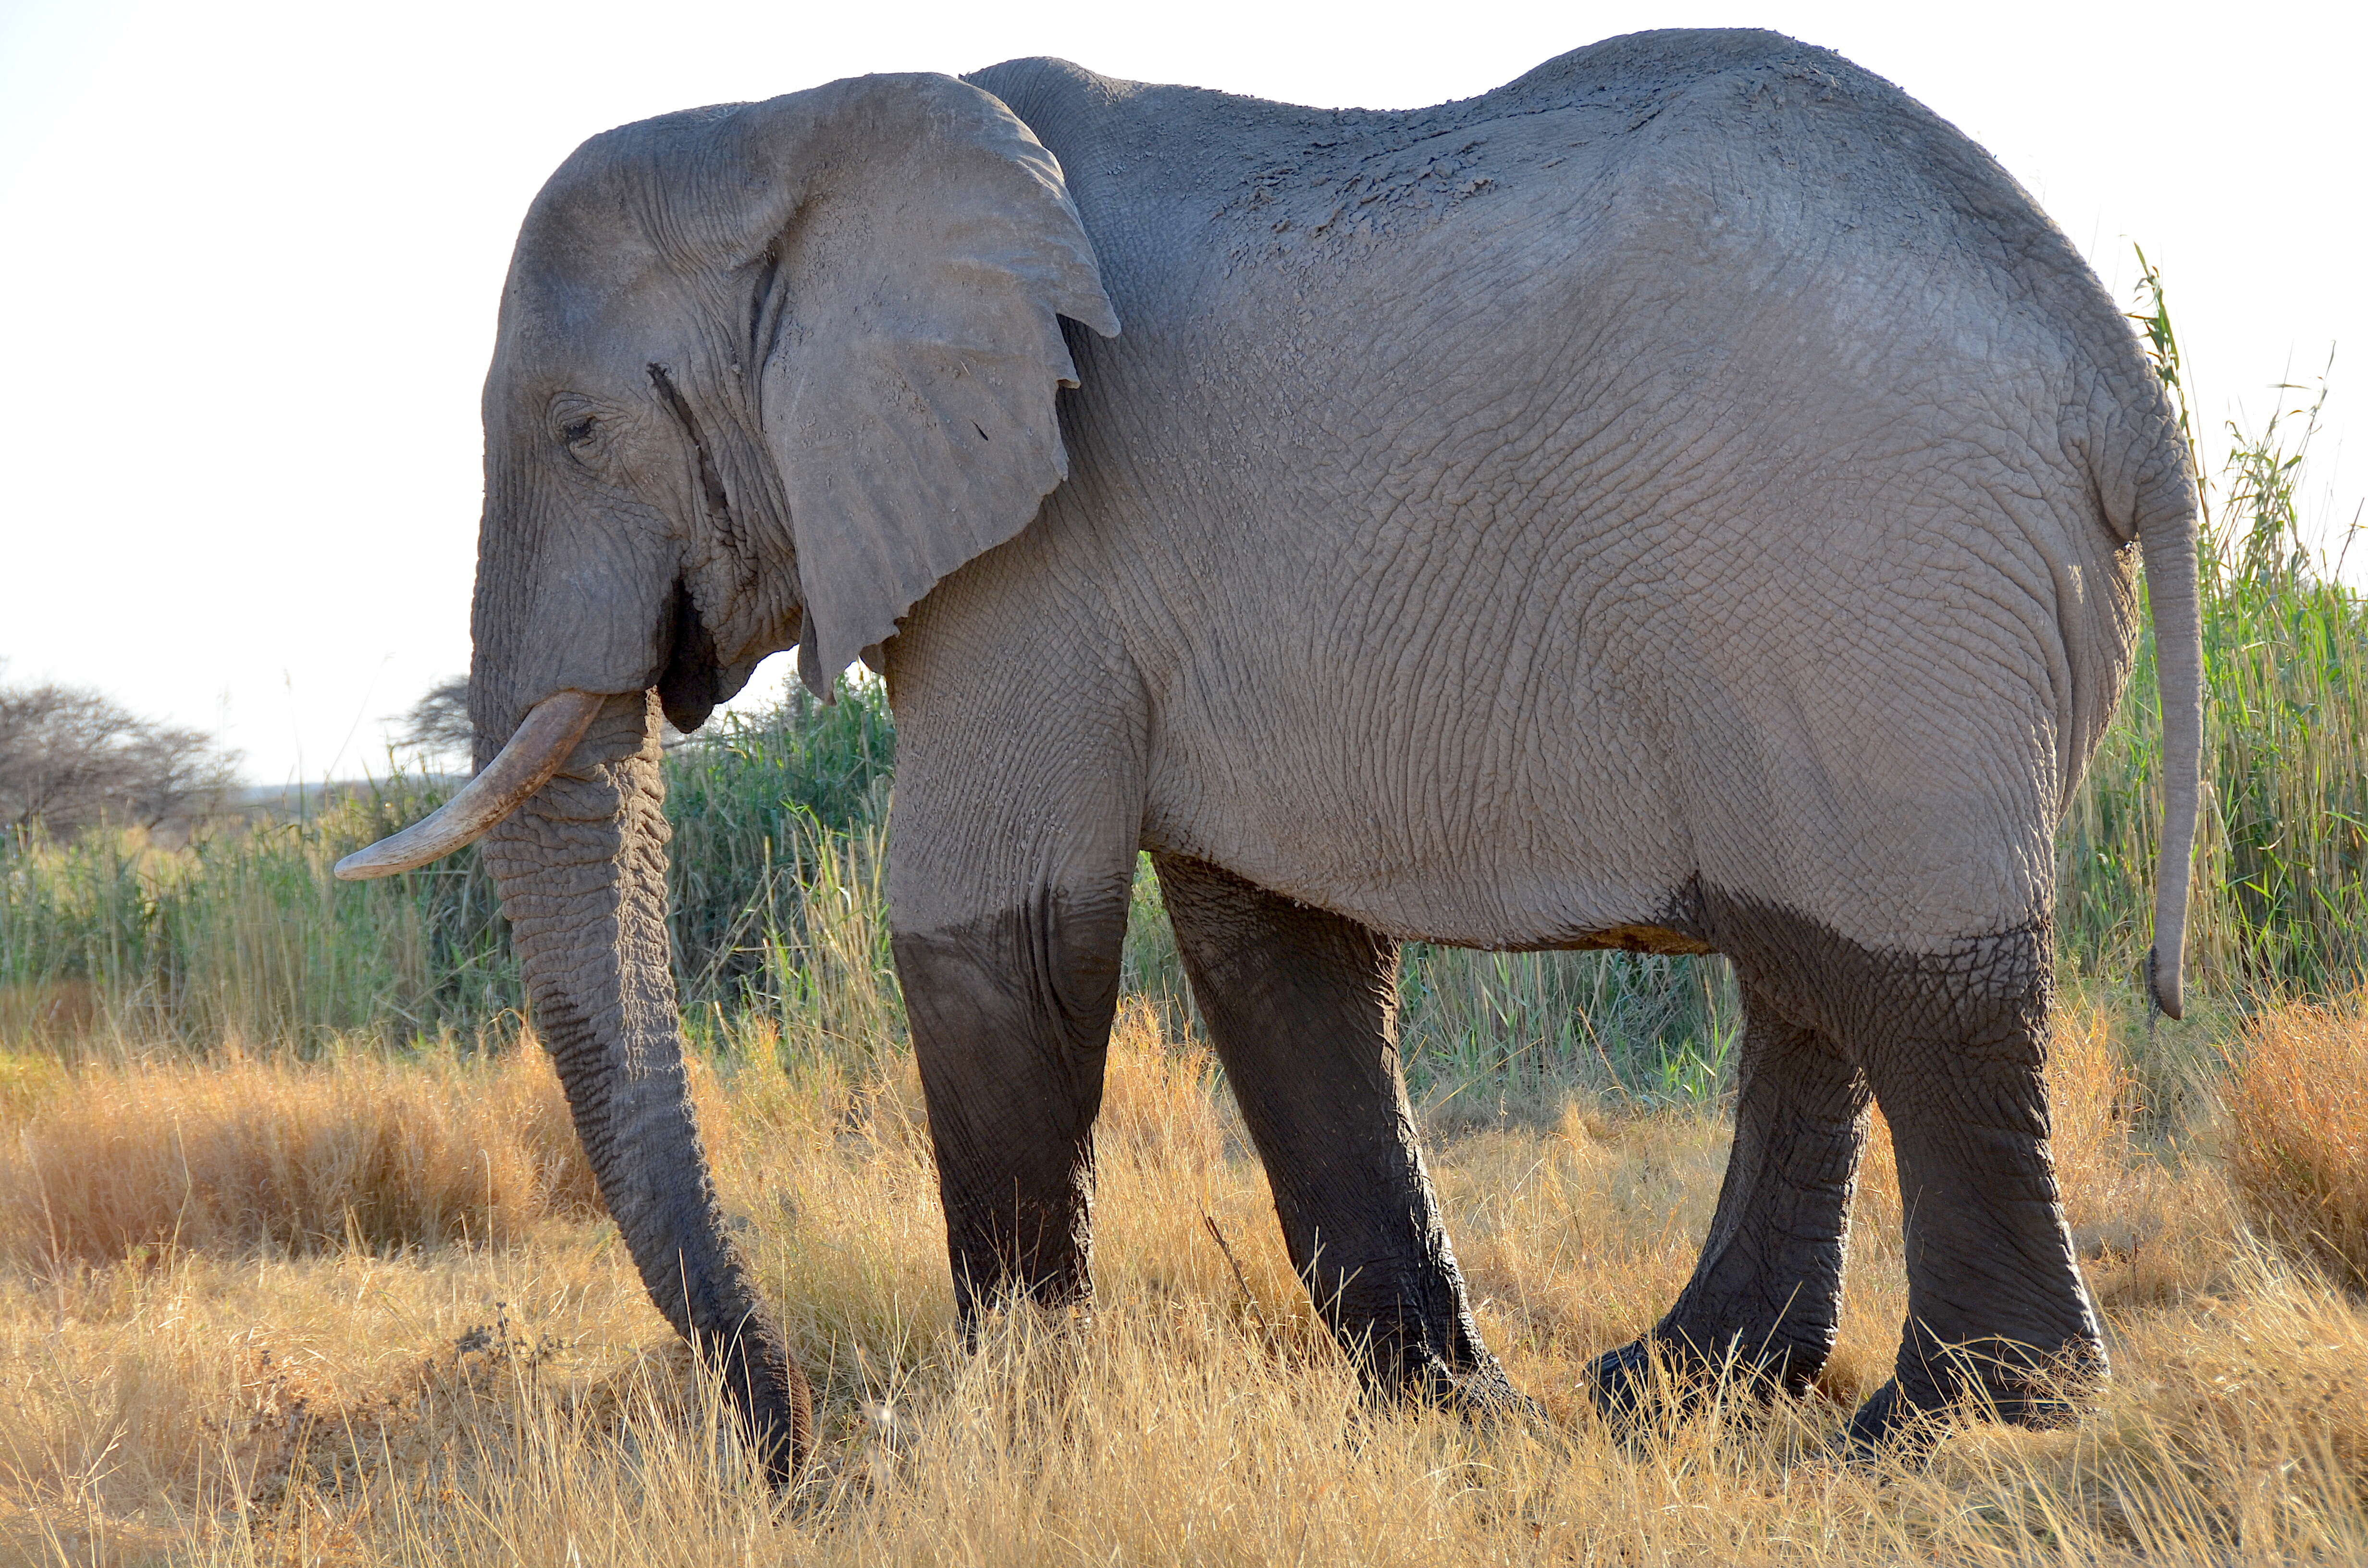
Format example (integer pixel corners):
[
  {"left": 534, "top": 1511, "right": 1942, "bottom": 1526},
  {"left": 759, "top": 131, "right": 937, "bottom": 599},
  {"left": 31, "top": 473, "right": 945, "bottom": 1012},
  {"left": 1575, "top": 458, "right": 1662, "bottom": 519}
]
[
  {"left": 392, "top": 675, "right": 472, "bottom": 767},
  {"left": 0, "top": 671, "right": 238, "bottom": 839},
  {"left": 2222, "top": 997, "right": 2368, "bottom": 1285}
]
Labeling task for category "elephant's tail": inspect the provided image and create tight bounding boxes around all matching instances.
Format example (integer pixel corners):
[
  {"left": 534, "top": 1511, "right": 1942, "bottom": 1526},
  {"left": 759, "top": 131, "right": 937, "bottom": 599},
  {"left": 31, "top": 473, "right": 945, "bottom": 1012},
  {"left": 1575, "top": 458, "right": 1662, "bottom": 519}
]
[{"left": 2132, "top": 439, "right": 2203, "bottom": 1021}]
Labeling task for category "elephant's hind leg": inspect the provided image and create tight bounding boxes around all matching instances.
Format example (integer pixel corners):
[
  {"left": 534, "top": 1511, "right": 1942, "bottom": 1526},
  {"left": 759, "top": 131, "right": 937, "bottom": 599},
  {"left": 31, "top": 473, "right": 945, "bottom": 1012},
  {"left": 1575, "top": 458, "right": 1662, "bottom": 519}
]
[
  {"left": 1588, "top": 989, "right": 1870, "bottom": 1422},
  {"left": 1154, "top": 855, "right": 1517, "bottom": 1410},
  {"left": 1842, "top": 928, "right": 2104, "bottom": 1450}
]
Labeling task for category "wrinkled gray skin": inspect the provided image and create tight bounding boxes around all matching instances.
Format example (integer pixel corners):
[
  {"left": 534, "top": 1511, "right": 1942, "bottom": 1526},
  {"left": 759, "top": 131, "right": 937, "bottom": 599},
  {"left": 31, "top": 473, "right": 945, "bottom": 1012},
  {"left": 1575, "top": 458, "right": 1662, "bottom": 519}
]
[{"left": 456, "top": 28, "right": 2200, "bottom": 1474}]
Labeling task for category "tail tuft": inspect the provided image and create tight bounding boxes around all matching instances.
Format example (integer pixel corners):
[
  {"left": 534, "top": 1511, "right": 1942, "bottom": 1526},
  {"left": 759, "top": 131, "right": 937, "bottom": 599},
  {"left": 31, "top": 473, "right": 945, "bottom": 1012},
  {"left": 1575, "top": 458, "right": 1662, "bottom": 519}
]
[{"left": 2148, "top": 944, "right": 2183, "bottom": 1021}]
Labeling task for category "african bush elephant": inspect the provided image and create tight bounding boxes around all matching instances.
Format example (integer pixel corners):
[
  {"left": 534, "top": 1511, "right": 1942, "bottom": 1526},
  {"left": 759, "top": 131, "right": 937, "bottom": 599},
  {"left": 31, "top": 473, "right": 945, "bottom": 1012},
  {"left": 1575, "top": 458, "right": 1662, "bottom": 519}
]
[{"left": 341, "top": 28, "right": 2200, "bottom": 1475}]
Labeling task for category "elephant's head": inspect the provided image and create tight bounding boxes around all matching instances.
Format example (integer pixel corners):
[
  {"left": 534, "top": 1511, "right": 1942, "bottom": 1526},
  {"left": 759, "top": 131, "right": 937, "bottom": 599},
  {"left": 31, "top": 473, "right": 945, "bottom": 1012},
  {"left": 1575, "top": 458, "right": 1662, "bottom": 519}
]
[{"left": 336, "top": 74, "right": 1117, "bottom": 1476}]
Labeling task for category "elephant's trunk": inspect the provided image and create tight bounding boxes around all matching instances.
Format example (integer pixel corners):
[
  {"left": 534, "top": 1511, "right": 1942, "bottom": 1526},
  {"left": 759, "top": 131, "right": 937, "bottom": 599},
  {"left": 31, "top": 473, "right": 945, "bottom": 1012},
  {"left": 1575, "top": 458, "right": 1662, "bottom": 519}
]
[{"left": 478, "top": 689, "right": 812, "bottom": 1477}]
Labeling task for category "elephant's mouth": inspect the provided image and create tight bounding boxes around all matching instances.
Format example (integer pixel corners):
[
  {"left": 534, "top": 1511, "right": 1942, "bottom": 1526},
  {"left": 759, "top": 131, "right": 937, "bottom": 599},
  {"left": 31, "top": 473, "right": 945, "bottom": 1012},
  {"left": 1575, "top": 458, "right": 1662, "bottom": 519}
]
[
  {"left": 645, "top": 358, "right": 764, "bottom": 734},
  {"left": 655, "top": 580, "right": 728, "bottom": 734}
]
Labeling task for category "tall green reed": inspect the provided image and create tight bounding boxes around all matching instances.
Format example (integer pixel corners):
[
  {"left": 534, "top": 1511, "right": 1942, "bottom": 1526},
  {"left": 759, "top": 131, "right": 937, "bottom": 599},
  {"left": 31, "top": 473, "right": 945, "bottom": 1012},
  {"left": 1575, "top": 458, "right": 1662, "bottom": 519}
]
[
  {"left": 664, "top": 675, "right": 895, "bottom": 1007},
  {"left": 2058, "top": 255, "right": 2368, "bottom": 997},
  {"left": 0, "top": 771, "right": 514, "bottom": 1056},
  {"left": 0, "top": 683, "right": 898, "bottom": 1057}
]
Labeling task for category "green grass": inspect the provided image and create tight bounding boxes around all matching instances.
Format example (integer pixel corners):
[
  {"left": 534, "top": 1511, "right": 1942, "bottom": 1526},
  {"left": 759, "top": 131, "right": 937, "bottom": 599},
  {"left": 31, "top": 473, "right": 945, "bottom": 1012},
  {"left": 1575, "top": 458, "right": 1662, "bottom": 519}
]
[{"left": 3, "top": 261, "right": 2357, "bottom": 1110}]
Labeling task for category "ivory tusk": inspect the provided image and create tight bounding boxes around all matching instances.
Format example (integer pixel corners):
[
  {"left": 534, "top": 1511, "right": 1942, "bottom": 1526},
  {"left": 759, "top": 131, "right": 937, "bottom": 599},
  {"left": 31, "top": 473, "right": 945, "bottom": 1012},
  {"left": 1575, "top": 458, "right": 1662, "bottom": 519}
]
[{"left": 333, "top": 690, "right": 605, "bottom": 880}]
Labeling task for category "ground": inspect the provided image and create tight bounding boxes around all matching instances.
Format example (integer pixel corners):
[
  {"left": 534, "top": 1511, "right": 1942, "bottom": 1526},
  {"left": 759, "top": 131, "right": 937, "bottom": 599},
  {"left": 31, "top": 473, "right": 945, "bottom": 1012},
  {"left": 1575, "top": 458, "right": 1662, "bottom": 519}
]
[{"left": 4, "top": 997, "right": 2367, "bottom": 1566}]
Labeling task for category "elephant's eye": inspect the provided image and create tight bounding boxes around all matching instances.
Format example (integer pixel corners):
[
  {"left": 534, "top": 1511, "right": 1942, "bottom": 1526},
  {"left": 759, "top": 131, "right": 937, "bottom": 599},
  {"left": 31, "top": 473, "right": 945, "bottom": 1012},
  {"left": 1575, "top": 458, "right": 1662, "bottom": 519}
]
[{"left": 560, "top": 416, "right": 599, "bottom": 451}]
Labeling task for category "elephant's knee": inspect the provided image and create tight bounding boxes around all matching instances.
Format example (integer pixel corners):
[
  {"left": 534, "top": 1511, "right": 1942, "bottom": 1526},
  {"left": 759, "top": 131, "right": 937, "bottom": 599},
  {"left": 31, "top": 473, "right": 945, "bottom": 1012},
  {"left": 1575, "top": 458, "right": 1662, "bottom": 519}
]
[{"left": 893, "top": 880, "right": 1130, "bottom": 1058}]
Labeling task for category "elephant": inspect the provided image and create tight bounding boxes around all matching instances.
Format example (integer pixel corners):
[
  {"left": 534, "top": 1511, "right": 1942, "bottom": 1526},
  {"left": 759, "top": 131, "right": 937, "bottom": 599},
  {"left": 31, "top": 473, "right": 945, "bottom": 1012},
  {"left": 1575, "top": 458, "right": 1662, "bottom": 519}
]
[{"left": 339, "top": 27, "right": 2200, "bottom": 1476}]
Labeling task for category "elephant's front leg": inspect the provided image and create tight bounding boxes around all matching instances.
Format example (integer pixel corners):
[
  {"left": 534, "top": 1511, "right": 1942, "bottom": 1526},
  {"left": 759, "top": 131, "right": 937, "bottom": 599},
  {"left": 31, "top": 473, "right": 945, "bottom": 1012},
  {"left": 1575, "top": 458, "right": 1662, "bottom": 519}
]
[
  {"left": 895, "top": 876, "right": 1131, "bottom": 1318},
  {"left": 1155, "top": 855, "right": 1518, "bottom": 1410},
  {"left": 886, "top": 690, "right": 1140, "bottom": 1322}
]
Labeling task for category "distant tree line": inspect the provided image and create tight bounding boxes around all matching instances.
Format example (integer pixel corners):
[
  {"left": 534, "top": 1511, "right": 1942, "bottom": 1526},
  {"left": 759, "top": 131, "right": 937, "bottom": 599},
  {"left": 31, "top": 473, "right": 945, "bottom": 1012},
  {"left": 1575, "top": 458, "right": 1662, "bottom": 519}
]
[{"left": 0, "top": 667, "right": 241, "bottom": 840}]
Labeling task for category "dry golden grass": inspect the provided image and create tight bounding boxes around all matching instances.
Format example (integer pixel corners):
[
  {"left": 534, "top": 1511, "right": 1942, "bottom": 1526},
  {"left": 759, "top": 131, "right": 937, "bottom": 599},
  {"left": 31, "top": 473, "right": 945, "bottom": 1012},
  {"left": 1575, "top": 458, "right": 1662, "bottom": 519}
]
[
  {"left": 0, "top": 1043, "right": 597, "bottom": 1268},
  {"left": 1, "top": 997, "right": 2362, "bottom": 1565},
  {"left": 2221, "top": 994, "right": 2368, "bottom": 1287}
]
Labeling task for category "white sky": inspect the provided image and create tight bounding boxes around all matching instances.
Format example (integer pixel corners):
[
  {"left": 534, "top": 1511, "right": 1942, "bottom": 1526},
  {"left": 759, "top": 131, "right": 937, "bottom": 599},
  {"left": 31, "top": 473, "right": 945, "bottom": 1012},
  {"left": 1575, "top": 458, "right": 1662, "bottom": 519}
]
[{"left": 2, "top": 0, "right": 2361, "bottom": 786}]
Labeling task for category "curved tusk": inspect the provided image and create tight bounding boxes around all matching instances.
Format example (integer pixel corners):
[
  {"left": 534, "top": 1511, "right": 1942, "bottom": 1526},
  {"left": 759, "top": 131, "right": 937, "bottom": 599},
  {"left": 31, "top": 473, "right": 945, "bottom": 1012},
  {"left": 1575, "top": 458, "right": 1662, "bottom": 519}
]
[{"left": 334, "top": 689, "right": 605, "bottom": 881}]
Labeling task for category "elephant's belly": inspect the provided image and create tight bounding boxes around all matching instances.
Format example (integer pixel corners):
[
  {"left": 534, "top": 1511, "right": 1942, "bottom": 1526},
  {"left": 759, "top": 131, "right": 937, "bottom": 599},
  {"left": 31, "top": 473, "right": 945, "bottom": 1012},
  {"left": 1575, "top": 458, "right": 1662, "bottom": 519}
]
[
  {"left": 1141, "top": 725, "right": 1702, "bottom": 952},
  {"left": 1142, "top": 831, "right": 1709, "bottom": 954}
]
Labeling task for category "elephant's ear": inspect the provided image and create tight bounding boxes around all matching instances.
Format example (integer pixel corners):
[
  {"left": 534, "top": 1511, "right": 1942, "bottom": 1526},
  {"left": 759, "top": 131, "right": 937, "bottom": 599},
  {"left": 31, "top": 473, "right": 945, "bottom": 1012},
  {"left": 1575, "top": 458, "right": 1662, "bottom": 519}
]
[{"left": 736, "top": 74, "right": 1119, "bottom": 695}]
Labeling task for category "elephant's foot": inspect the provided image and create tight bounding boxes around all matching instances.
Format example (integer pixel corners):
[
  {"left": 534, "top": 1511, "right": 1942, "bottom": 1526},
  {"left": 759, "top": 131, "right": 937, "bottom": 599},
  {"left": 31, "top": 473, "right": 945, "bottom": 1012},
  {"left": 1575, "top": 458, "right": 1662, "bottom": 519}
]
[
  {"left": 953, "top": 1280, "right": 1097, "bottom": 1352},
  {"left": 1836, "top": 1378, "right": 1928, "bottom": 1464},
  {"left": 1586, "top": 1326, "right": 1824, "bottom": 1433},
  {"left": 1391, "top": 1345, "right": 1541, "bottom": 1425},
  {"left": 1586, "top": 1334, "right": 1675, "bottom": 1429},
  {"left": 1838, "top": 1335, "right": 2103, "bottom": 1463}
]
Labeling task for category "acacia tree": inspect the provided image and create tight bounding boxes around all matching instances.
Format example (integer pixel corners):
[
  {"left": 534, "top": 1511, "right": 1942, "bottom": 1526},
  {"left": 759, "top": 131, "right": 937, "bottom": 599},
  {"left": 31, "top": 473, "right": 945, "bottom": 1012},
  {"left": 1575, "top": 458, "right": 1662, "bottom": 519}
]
[
  {"left": 0, "top": 671, "right": 240, "bottom": 839},
  {"left": 395, "top": 676, "right": 473, "bottom": 767}
]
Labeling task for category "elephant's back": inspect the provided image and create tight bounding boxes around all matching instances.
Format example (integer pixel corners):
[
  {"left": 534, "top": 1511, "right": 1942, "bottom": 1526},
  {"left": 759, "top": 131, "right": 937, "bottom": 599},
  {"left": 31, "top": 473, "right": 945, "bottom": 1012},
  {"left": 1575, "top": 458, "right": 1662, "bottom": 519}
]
[{"left": 985, "top": 37, "right": 2126, "bottom": 425}]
